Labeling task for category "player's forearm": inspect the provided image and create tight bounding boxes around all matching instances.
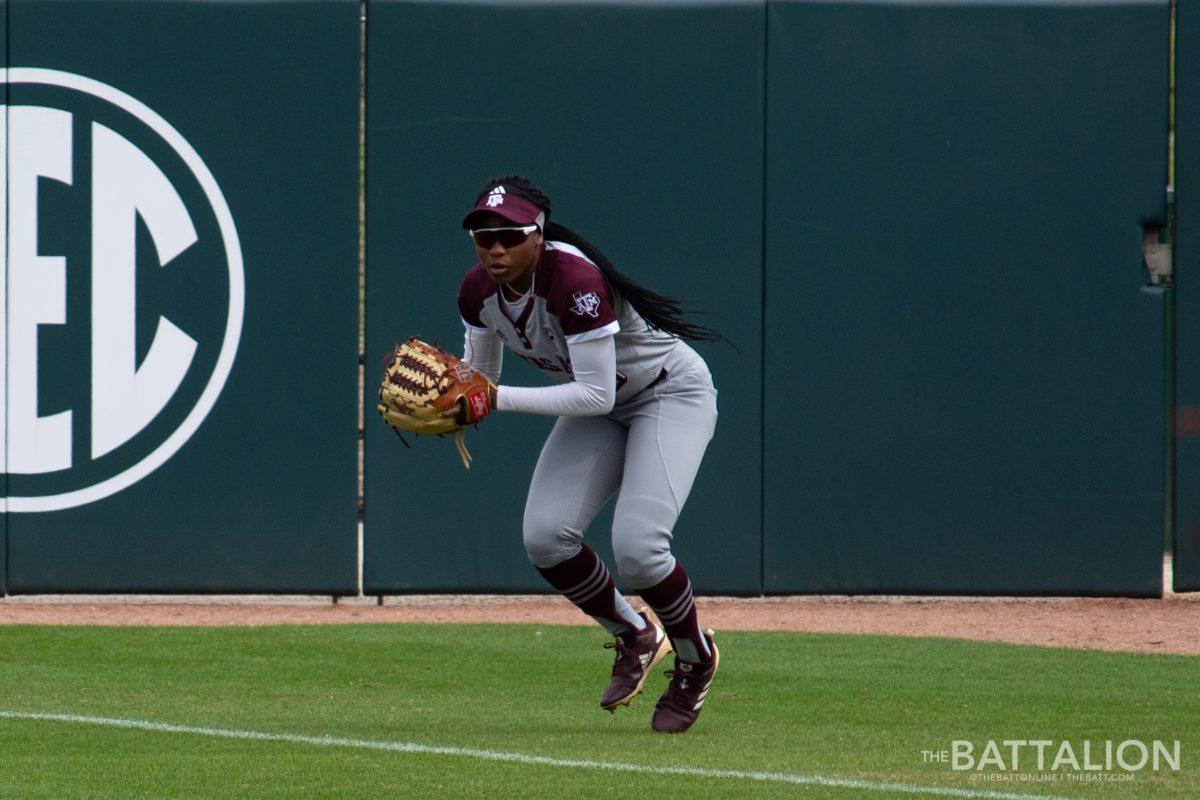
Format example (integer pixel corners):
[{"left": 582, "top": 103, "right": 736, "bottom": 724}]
[
  {"left": 497, "top": 382, "right": 612, "bottom": 416},
  {"left": 496, "top": 336, "right": 616, "bottom": 416}
]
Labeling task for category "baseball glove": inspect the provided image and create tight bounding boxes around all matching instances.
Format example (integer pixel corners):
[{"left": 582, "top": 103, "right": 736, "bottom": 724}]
[{"left": 377, "top": 337, "right": 496, "bottom": 469}]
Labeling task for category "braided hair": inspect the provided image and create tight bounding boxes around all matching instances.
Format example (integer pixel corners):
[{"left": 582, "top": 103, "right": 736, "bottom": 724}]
[{"left": 475, "top": 175, "right": 731, "bottom": 345}]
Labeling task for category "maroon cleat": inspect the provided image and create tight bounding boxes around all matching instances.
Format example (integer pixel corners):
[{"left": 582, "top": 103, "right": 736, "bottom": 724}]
[
  {"left": 599, "top": 612, "right": 672, "bottom": 712},
  {"left": 651, "top": 631, "right": 719, "bottom": 734}
]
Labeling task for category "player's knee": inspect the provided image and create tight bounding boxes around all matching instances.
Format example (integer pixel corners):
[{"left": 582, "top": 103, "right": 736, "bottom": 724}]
[
  {"left": 611, "top": 516, "right": 674, "bottom": 589},
  {"left": 522, "top": 508, "right": 583, "bottom": 568}
]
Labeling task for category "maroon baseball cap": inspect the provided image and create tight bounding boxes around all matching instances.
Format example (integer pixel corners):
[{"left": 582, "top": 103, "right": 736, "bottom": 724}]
[{"left": 461, "top": 187, "right": 546, "bottom": 230}]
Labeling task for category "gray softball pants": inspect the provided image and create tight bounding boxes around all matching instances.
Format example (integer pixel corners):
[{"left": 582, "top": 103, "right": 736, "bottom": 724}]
[{"left": 522, "top": 344, "right": 718, "bottom": 589}]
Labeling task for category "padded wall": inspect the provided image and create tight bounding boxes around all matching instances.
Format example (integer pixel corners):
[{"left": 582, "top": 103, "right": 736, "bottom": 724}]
[
  {"left": 763, "top": 0, "right": 1169, "bottom": 595},
  {"left": 365, "top": 0, "right": 765, "bottom": 593},
  {"left": 3, "top": 0, "right": 360, "bottom": 592}
]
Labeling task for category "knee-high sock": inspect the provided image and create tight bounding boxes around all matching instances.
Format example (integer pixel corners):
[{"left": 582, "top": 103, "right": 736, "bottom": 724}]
[
  {"left": 637, "top": 562, "right": 712, "bottom": 664},
  {"left": 536, "top": 545, "right": 646, "bottom": 636}
]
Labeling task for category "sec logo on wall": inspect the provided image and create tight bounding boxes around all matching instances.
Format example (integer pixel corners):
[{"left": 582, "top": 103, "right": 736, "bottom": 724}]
[{"left": 1, "top": 69, "right": 244, "bottom": 513}]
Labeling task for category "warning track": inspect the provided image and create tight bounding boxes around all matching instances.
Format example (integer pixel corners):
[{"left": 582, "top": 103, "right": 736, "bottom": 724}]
[{"left": 2, "top": 593, "right": 1197, "bottom": 656}]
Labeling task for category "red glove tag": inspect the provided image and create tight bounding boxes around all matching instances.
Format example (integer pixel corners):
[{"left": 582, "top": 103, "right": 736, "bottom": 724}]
[{"left": 466, "top": 390, "right": 490, "bottom": 421}]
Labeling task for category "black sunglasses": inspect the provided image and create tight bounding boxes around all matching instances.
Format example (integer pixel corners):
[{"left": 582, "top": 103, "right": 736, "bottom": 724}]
[{"left": 469, "top": 225, "right": 538, "bottom": 249}]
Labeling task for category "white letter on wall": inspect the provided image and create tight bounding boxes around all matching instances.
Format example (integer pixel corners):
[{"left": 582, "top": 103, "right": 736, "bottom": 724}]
[
  {"left": 91, "top": 123, "right": 197, "bottom": 459},
  {"left": 6, "top": 106, "right": 74, "bottom": 474}
]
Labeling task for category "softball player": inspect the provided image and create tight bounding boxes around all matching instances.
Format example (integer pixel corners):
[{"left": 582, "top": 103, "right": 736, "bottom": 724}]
[{"left": 457, "top": 176, "right": 724, "bottom": 733}]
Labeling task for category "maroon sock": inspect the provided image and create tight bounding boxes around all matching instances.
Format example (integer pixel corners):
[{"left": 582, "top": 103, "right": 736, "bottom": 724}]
[
  {"left": 536, "top": 545, "right": 645, "bottom": 636},
  {"left": 638, "top": 562, "right": 712, "bottom": 664}
]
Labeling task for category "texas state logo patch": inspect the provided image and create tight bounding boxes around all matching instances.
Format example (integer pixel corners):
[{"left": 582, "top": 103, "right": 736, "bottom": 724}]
[{"left": 570, "top": 291, "right": 601, "bottom": 318}]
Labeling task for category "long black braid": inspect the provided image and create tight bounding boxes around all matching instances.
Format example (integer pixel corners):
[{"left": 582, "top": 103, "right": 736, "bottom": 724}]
[{"left": 476, "top": 175, "right": 731, "bottom": 346}]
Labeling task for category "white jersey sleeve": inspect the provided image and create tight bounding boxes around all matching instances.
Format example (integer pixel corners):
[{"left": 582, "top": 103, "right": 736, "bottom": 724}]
[
  {"left": 496, "top": 335, "right": 616, "bottom": 416},
  {"left": 462, "top": 319, "right": 503, "bottom": 383}
]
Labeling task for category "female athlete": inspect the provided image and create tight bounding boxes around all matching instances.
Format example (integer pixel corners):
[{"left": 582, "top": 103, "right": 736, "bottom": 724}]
[{"left": 457, "top": 175, "right": 724, "bottom": 733}]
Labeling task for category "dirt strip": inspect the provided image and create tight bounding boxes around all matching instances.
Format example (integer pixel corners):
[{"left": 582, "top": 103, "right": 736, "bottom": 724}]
[{"left": 1, "top": 594, "right": 1198, "bottom": 656}]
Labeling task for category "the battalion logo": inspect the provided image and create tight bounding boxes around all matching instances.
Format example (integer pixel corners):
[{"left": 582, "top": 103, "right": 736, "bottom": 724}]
[
  {"left": 0, "top": 68, "right": 244, "bottom": 513},
  {"left": 570, "top": 291, "right": 601, "bottom": 319},
  {"left": 485, "top": 186, "right": 506, "bottom": 208}
]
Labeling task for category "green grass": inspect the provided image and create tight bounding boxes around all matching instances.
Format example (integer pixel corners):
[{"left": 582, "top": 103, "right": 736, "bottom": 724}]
[{"left": 0, "top": 624, "right": 1196, "bottom": 799}]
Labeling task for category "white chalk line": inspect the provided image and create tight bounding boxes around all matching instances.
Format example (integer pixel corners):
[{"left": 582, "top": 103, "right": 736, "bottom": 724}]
[{"left": 0, "top": 710, "right": 1077, "bottom": 800}]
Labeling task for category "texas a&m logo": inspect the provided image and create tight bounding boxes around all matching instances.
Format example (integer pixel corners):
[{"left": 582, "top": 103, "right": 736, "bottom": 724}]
[
  {"left": 1, "top": 69, "right": 243, "bottom": 513},
  {"left": 570, "top": 290, "right": 601, "bottom": 318}
]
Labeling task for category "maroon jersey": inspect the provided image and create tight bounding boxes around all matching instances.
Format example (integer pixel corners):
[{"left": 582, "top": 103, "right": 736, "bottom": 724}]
[{"left": 458, "top": 241, "right": 678, "bottom": 404}]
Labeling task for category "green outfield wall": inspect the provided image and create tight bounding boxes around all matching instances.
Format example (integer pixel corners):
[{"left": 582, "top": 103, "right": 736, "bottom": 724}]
[
  {"left": 0, "top": 0, "right": 1178, "bottom": 596},
  {"left": 1176, "top": 2, "right": 1200, "bottom": 592},
  {"left": 762, "top": 0, "right": 1169, "bottom": 595},
  {"left": 1, "top": 0, "right": 360, "bottom": 592},
  {"left": 363, "top": 0, "right": 766, "bottom": 594}
]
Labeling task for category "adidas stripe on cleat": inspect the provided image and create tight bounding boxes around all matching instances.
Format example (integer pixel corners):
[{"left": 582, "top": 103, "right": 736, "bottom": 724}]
[
  {"left": 599, "top": 611, "right": 672, "bottom": 712},
  {"left": 651, "top": 630, "right": 719, "bottom": 733}
]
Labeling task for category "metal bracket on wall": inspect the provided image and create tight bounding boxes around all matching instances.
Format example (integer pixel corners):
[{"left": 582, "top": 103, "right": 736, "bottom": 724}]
[{"left": 1144, "top": 224, "right": 1173, "bottom": 285}]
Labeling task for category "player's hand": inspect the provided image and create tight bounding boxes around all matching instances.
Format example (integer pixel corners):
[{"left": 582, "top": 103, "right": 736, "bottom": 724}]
[{"left": 440, "top": 385, "right": 497, "bottom": 424}]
